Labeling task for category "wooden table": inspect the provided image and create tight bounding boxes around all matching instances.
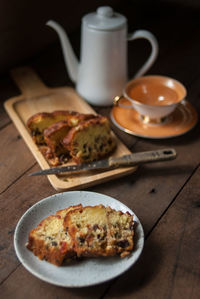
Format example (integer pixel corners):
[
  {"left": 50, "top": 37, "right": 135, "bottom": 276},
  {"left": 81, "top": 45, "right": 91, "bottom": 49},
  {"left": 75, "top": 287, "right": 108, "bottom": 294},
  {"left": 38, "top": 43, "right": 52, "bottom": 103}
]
[{"left": 0, "top": 3, "right": 200, "bottom": 298}]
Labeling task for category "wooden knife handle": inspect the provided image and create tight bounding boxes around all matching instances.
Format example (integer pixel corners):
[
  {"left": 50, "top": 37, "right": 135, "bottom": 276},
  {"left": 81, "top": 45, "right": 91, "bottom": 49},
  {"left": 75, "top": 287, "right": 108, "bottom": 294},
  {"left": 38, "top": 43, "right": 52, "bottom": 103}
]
[{"left": 109, "top": 148, "right": 177, "bottom": 167}]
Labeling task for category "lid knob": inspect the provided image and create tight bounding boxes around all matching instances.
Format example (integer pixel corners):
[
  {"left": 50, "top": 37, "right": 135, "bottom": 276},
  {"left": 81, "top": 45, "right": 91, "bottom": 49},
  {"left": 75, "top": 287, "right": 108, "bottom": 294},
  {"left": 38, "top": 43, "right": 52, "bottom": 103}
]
[
  {"left": 83, "top": 6, "right": 126, "bottom": 31},
  {"left": 97, "top": 6, "right": 113, "bottom": 18}
]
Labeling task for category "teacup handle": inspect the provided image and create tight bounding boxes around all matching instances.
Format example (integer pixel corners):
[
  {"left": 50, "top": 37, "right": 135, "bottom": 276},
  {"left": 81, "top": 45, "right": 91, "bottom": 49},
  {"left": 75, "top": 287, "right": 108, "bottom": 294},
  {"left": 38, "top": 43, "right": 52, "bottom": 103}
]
[
  {"left": 128, "top": 30, "right": 159, "bottom": 78},
  {"left": 113, "top": 95, "right": 133, "bottom": 108}
]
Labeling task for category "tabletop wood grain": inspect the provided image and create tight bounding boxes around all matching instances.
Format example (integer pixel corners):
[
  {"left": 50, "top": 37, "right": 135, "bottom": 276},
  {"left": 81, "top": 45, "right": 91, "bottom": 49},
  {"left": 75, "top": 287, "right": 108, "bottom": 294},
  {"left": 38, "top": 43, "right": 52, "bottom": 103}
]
[{"left": 0, "top": 3, "right": 200, "bottom": 299}]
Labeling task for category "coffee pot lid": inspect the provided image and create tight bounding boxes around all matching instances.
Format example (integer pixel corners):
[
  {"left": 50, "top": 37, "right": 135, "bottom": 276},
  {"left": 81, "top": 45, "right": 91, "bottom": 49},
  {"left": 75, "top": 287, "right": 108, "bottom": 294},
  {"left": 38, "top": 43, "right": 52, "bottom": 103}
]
[{"left": 82, "top": 6, "right": 126, "bottom": 31}]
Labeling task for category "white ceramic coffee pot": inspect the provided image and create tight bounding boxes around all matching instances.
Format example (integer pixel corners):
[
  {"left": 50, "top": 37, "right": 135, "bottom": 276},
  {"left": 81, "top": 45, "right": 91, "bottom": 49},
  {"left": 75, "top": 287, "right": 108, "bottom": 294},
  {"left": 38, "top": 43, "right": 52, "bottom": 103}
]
[{"left": 46, "top": 6, "right": 159, "bottom": 106}]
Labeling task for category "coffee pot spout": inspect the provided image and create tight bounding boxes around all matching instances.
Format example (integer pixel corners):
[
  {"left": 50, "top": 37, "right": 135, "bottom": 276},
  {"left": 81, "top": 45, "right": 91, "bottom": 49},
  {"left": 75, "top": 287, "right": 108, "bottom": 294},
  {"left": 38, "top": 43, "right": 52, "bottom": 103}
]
[{"left": 46, "top": 20, "right": 79, "bottom": 83}]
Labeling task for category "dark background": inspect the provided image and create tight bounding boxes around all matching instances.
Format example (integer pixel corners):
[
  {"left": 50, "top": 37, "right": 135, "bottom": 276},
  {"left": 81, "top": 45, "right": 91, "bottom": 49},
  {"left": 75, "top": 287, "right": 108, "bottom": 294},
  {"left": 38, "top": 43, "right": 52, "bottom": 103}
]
[
  {"left": 0, "top": 0, "right": 200, "bottom": 83},
  {"left": 1, "top": 2, "right": 200, "bottom": 297}
]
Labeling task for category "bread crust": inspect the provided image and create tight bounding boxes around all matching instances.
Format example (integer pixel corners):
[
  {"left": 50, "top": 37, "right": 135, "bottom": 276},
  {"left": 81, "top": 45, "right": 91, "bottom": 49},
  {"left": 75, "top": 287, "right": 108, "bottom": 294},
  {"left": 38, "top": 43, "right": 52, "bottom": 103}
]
[{"left": 27, "top": 111, "right": 80, "bottom": 129}]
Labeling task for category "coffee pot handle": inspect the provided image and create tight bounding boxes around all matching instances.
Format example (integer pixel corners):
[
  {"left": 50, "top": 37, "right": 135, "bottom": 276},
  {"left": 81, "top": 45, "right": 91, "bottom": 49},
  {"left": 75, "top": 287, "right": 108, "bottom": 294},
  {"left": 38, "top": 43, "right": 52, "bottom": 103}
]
[{"left": 128, "top": 30, "right": 159, "bottom": 78}]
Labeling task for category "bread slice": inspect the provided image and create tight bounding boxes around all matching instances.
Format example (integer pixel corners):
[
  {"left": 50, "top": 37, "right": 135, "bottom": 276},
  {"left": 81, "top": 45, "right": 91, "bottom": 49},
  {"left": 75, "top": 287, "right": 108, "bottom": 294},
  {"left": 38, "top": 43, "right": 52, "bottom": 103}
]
[
  {"left": 43, "top": 120, "right": 71, "bottom": 158},
  {"left": 106, "top": 206, "right": 135, "bottom": 257},
  {"left": 64, "top": 205, "right": 134, "bottom": 258},
  {"left": 62, "top": 116, "right": 116, "bottom": 163},
  {"left": 27, "top": 110, "right": 94, "bottom": 145},
  {"left": 43, "top": 114, "right": 96, "bottom": 159},
  {"left": 26, "top": 205, "right": 82, "bottom": 265}
]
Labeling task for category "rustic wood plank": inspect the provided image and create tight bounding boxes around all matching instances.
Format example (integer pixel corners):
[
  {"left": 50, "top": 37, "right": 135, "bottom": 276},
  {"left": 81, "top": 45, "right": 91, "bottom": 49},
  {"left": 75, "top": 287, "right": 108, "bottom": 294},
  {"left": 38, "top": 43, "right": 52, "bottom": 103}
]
[
  {"left": 0, "top": 123, "right": 36, "bottom": 193},
  {"left": 0, "top": 265, "right": 109, "bottom": 299},
  {"left": 103, "top": 163, "right": 200, "bottom": 299},
  {"left": 0, "top": 117, "right": 199, "bottom": 296},
  {"left": 0, "top": 163, "right": 55, "bottom": 283}
]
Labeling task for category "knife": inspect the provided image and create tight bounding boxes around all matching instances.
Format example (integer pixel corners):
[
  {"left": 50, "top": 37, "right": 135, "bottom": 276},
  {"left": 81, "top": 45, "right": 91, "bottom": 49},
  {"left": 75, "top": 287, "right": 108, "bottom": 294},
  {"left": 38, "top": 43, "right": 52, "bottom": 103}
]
[{"left": 29, "top": 148, "right": 177, "bottom": 176}]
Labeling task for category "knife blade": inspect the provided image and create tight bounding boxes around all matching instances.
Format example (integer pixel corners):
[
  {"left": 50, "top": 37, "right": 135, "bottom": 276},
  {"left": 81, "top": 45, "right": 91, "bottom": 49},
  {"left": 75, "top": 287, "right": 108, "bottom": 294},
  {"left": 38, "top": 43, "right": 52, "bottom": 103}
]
[{"left": 29, "top": 148, "right": 177, "bottom": 176}]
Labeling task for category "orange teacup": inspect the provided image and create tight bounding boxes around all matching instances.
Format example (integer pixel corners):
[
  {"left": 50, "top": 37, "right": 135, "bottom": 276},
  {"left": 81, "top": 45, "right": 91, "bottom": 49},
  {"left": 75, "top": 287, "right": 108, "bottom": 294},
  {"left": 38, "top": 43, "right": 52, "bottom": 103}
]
[{"left": 114, "top": 75, "right": 187, "bottom": 124}]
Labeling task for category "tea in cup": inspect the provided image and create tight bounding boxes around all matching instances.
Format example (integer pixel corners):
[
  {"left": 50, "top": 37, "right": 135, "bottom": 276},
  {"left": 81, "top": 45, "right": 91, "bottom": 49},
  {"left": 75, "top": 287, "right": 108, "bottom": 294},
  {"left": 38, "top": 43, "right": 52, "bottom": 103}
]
[{"left": 114, "top": 76, "right": 187, "bottom": 124}]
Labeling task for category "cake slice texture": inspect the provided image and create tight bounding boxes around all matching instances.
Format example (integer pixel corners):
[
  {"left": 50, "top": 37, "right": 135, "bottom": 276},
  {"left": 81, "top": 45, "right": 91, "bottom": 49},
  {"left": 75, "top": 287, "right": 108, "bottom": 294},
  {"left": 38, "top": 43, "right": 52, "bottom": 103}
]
[
  {"left": 64, "top": 205, "right": 134, "bottom": 258},
  {"left": 106, "top": 206, "right": 134, "bottom": 257},
  {"left": 64, "top": 205, "right": 109, "bottom": 257},
  {"left": 26, "top": 205, "right": 82, "bottom": 265},
  {"left": 62, "top": 116, "right": 116, "bottom": 163}
]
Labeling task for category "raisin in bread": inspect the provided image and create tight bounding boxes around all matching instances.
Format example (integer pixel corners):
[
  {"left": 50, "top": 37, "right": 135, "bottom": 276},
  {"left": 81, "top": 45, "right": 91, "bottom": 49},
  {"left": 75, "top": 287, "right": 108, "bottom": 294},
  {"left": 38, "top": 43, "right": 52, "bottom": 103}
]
[
  {"left": 64, "top": 205, "right": 134, "bottom": 258},
  {"left": 62, "top": 116, "right": 116, "bottom": 163},
  {"left": 26, "top": 205, "right": 82, "bottom": 265}
]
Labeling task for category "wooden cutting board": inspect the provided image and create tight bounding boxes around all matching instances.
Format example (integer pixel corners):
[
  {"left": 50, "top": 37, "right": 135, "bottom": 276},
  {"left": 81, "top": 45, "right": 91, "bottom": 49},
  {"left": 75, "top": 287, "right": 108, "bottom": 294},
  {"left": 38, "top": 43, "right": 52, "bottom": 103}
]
[{"left": 4, "top": 66, "right": 136, "bottom": 191}]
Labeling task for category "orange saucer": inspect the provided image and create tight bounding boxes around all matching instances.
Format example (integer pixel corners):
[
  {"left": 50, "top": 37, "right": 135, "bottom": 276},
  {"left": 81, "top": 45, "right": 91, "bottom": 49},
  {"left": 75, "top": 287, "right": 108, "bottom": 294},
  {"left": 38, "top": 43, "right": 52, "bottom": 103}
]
[{"left": 111, "top": 100, "right": 198, "bottom": 139}]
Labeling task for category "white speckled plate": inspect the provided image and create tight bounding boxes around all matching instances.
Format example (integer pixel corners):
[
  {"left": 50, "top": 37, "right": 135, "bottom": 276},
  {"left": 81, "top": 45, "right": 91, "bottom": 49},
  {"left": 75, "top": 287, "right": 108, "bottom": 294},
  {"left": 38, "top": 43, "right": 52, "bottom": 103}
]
[{"left": 14, "top": 191, "right": 144, "bottom": 287}]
